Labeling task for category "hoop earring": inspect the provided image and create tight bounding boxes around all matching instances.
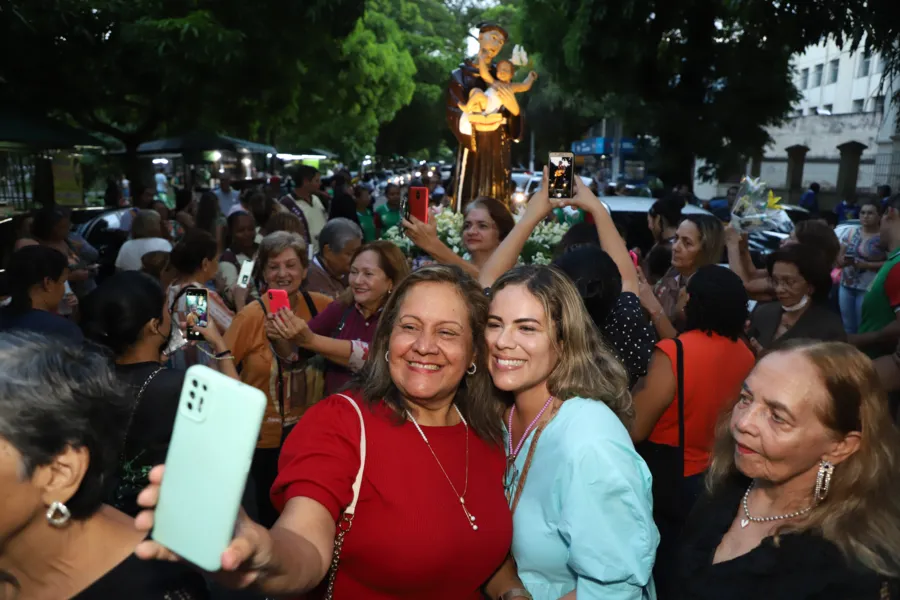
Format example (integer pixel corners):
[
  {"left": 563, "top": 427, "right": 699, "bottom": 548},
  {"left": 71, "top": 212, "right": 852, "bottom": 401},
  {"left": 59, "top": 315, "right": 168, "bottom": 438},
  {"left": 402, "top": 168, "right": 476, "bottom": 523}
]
[
  {"left": 466, "top": 363, "right": 477, "bottom": 376},
  {"left": 46, "top": 501, "right": 71, "bottom": 527},
  {"left": 814, "top": 460, "right": 834, "bottom": 503},
  {"left": 384, "top": 351, "right": 390, "bottom": 362}
]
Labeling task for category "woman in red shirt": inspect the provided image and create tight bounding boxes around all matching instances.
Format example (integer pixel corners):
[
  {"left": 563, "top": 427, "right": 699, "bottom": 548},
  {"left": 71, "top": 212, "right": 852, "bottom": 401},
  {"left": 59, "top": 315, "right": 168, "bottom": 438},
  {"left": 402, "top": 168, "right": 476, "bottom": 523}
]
[
  {"left": 630, "top": 264, "right": 755, "bottom": 597},
  {"left": 135, "top": 265, "right": 527, "bottom": 600}
]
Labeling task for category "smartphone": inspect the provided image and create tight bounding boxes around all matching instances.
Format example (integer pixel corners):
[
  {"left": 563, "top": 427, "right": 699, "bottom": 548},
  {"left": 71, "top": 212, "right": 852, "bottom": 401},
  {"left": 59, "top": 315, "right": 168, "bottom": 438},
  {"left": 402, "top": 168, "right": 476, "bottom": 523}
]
[
  {"left": 407, "top": 187, "right": 429, "bottom": 224},
  {"left": 152, "top": 365, "right": 266, "bottom": 571},
  {"left": 267, "top": 288, "right": 290, "bottom": 313},
  {"left": 184, "top": 288, "right": 209, "bottom": 342},
  {"left": 548, "top": 152, "right": 575, "bottom": 199},
  {"left": 237, "top": 259, "right": 255, "bottom": 289}
]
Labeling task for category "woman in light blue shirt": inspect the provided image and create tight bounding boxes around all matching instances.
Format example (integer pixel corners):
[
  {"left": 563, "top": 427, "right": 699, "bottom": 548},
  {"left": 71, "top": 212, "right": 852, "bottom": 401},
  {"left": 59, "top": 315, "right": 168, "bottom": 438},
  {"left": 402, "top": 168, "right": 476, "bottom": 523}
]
[{"left": 486, "top": 265, "right": 658, "bottom": 600}]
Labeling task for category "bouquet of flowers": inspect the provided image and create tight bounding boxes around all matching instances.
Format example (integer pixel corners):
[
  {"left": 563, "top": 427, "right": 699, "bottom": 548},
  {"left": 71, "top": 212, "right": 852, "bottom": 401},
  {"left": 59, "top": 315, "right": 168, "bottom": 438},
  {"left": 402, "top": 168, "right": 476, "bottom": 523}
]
[
  {"left": 730, "top": 177, "right": 791, "bottom": 233},
  {"left": 520, "top": 220, "right": 569, "bottom": 265},
  {"left": 383, "top": 210, "right": 570, "bottom": 266}
]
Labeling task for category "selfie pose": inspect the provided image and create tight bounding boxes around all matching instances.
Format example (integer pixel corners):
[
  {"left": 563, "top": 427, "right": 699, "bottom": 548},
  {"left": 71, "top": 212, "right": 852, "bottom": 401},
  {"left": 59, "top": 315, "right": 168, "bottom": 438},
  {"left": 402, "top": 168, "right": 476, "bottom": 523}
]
[
  {"left": 135, "top": 266, "right": 529, "bottom": 599},
  {"left": 487, "top": 266, "right": 658, "bottom": 599}
]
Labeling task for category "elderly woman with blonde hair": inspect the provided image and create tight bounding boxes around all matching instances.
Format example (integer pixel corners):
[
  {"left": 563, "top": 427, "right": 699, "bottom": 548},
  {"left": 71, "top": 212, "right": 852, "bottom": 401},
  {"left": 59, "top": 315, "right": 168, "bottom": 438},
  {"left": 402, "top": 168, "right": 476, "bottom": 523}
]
[{"left": 675, "top": 340, "right": 900, "bottom": 599}]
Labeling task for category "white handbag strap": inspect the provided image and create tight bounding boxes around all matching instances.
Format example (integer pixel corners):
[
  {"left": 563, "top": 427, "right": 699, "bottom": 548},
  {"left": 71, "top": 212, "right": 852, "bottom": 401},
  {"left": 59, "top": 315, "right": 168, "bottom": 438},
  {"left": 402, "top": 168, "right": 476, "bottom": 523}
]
[{"left": 336, "top": 394, "right": 366, "bottom": 515}]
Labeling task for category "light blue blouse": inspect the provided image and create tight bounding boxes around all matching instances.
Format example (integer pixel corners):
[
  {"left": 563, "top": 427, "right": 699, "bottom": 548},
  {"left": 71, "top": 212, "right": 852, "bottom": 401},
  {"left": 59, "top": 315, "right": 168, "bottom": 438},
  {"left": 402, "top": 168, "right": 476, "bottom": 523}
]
[{"left": 506, "top": 397, "right": 659, "bottom": 600}]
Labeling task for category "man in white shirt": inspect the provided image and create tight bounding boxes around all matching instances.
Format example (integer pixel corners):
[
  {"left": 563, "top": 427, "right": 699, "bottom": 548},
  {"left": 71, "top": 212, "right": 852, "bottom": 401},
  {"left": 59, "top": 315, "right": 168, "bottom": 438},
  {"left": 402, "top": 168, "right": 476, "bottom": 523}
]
[
  {"left": 115, "top": 210, "right": 172, "bottom": 271},
  {"left": 214, "top": 173, "right": 241, "bottom": 216},
  {"left": 280, "top": 165, "right": 328, "bottom": 249},
  {"left": 155, "top": 168, "right": 168, "bottom": 196}
]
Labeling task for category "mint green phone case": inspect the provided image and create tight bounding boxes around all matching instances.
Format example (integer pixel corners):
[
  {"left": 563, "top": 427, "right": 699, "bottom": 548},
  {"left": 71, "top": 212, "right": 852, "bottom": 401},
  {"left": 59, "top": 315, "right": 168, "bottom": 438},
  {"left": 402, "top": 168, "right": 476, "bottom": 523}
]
[{"left": 152, "top": 365, "right": 266, "bottom": 571}]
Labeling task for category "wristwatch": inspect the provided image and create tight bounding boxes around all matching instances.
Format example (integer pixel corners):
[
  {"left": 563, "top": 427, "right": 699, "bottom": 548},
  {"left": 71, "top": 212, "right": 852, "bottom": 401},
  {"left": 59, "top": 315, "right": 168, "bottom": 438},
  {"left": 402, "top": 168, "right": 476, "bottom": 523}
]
[{"left": 499, "top": 589, "right": 534, "bottom": 600}]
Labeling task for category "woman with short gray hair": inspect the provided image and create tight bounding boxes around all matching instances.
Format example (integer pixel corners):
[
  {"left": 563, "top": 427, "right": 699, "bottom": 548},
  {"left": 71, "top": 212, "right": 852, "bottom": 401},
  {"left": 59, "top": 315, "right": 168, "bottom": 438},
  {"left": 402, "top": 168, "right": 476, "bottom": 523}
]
[
  {"left": 115, "top": 209, "right": 172, "bottom": 271},
  {"left": 305, "top": 217, "right": 363, "bottom": 298},
  {"left": 223, "top": 231, "right": 332, "bottom": 527},
  {"left": 0, "top": 331, "right": 208, "bottom": 599}
]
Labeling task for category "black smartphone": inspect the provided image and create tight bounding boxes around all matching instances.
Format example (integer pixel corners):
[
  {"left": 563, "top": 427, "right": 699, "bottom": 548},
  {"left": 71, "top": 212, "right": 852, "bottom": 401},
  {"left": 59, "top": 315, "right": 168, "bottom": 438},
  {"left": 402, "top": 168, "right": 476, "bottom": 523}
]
[
  {"left": 184, "top": 288, "right": 210, "bottom": 342},
  {"left": 548, "top": 152, "right": 575, "bottom": 199}
]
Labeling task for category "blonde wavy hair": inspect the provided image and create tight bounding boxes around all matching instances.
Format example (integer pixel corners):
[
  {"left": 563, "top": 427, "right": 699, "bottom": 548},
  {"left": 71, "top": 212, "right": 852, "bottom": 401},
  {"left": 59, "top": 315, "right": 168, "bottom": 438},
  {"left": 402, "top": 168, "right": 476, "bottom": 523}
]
[
  {"left": 489, "top": 265, "right": 633, "bottom": 427},
  {"left": 707, "top": 340, "right": 900, "bottom": 577}
]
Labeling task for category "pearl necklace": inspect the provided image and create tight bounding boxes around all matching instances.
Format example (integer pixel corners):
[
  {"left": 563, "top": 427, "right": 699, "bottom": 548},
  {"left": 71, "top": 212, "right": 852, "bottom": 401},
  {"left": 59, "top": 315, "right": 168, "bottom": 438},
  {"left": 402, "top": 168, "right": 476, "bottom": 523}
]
[
  {"left": 405, "top": 405, "right": 478, "bottom": 531},
  {"left": 504, "top": 396, "right": 555, "bottom": 490},
  {"left": 740, "top": 482, "right": 813, "bottom": 528}
]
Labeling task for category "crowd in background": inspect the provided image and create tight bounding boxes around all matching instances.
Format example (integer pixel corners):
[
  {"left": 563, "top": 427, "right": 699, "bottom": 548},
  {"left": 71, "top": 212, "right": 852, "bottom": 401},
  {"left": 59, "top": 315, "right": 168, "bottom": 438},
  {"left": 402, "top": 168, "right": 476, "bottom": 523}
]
[{"left": 2, "top": 165, "right": 900, "bottom": 600}]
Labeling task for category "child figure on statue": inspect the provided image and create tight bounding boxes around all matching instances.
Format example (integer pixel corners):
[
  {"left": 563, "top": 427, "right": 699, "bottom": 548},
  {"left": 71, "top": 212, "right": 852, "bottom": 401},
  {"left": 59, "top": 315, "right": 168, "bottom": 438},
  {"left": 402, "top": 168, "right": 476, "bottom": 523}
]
[{"left": 458, "top": 55, "right": 537, "bottom": 117}]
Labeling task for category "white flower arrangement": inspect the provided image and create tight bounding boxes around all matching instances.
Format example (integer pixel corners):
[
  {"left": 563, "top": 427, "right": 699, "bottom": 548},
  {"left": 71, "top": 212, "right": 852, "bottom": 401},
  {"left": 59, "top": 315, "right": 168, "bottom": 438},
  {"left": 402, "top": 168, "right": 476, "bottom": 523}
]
[{"left": 383, "top": 209, "right": 571, "bottom": 267}]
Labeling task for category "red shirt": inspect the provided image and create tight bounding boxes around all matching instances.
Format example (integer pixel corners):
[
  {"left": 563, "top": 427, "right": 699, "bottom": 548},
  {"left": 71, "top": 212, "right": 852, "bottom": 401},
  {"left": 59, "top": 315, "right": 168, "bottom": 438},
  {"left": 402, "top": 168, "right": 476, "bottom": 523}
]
[
  {"left": 271, "top": 392, "right": 512, "bottom": 599},
  {"left": 648, "top": 331, "right": 755, "bottom": 476}
]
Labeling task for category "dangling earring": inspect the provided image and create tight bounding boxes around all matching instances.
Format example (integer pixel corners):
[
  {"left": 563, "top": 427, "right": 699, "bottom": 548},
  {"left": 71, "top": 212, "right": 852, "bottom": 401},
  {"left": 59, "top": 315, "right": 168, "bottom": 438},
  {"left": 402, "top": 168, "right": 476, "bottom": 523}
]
[
  {"left": 46, "top": 501, "right": 71, "bottom": 527},
  {"left": 466, "top": 363, "right": 477, "bottom": 375},
  {"left": 814, "top": 460, "right": 834, "bottom": 503},
  {"left": 384, "top": 350, "right": 390, "bottom": 362}
]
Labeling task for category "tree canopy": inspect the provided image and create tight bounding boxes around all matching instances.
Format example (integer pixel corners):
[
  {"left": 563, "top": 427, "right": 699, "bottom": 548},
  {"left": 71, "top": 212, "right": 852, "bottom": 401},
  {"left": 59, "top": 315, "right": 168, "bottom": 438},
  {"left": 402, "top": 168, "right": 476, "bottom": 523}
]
[{"left": 519, "top": 0, "right": 899, "bottom": 183}]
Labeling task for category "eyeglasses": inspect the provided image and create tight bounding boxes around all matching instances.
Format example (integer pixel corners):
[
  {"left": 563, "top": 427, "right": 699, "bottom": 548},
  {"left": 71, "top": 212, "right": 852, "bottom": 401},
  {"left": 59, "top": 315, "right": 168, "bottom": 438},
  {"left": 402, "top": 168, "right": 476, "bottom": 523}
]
[{"left": 769, "top": 276, "right": 803, "bottom": 290}]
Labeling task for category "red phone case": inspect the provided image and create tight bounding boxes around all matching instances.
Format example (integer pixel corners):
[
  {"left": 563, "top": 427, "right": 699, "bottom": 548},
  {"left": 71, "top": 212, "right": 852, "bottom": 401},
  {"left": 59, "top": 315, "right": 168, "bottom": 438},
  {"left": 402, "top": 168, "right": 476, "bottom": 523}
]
[
  {"left": 408, "top": 187, "right": 429, "bottom": 224},
  {"left": 267, "top": 289, "right": 290, "bottom": 313}
]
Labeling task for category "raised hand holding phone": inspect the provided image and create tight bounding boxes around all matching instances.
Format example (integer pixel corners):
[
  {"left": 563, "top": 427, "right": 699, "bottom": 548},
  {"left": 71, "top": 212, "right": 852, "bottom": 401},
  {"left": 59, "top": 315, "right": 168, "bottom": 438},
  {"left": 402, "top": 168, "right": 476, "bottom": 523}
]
[{"left": 140, "top": 366, "right": 266, "bottom": 573}]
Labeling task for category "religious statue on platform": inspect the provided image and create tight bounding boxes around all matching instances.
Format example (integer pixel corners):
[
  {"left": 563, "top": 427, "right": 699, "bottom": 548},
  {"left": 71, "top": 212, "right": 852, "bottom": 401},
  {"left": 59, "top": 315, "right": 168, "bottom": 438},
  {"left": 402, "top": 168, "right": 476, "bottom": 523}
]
[{"left": 446, "top": 23, "right": 536, "bottom": 208}]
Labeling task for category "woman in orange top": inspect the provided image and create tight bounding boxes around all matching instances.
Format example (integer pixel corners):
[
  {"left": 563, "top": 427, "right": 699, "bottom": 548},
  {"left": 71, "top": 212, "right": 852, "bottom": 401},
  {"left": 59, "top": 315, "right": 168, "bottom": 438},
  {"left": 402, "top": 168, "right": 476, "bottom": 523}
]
[
  {"left": 630, "top": 265, "right": 755, "bottom": 598},
  {"left": 224, "top": 231, "right": 331, "bottom": 528}
]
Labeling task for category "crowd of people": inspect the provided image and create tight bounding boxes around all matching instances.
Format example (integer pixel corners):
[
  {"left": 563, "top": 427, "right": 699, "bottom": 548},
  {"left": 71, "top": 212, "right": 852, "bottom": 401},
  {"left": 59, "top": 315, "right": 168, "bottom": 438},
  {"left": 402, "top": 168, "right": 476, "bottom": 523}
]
[{"left": 2, "top": 166, "right": 900, "bottom": 600}]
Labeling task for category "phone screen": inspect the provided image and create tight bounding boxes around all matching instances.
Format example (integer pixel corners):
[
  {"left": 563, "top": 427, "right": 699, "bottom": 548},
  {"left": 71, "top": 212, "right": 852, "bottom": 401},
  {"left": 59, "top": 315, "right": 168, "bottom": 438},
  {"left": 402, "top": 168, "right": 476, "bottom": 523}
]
[
  {"left": 237, "top": 260, "right": 255, "bottom": 289},
  {"left": 549, "top": 153, "right": 575, "bottom": 199},
  {"left": 184, "top": 289, "right": 209, "bottom": 341}
]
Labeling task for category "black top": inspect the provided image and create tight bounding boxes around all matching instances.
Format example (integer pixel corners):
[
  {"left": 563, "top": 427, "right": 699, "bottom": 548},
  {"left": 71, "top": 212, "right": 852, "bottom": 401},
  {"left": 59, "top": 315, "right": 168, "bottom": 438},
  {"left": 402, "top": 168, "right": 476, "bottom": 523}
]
[
  {"left": 71, "top": 551, "right": 208, "bottom": 599},
  {"left": 600, "top": 292, "right": 658, "bottom": 386},
  {"left": 110, "top": 362, "right": 185, "bottom": 517},
  {"left": 0, "top": 308, "right": 84, "bottom": 345},
  {"left": 750, "top": 301, "right": 847, "bottom": 350},
  {"left": 675, "top": 474, "right": 896, "bottom": 600}
]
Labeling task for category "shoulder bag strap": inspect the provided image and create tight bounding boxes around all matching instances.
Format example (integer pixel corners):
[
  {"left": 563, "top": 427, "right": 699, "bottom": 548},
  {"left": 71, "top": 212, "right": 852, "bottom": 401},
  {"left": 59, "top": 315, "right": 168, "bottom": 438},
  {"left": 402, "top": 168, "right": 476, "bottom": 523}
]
[
  {"left": 324, "top": 393, "right": 367, "bottom": 600},
  {"left": 334, "top": 305, "right": 354, "bottom": 336},
  {"left": 300, "top": 290, "right": 319, "bottom": 319},
  {"left": 674, "top": 337, "right": 686, "bottom": 477},
  {"left": 120, "top": 367, "right": 165, "bottom": 463}
]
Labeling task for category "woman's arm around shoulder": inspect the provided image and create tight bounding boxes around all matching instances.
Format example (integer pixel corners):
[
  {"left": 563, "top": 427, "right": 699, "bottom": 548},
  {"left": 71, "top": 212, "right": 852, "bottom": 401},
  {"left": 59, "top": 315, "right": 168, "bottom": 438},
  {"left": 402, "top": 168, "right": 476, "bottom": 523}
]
[{"left": 557, "top": 412, "right": 659, "bottom": 600}]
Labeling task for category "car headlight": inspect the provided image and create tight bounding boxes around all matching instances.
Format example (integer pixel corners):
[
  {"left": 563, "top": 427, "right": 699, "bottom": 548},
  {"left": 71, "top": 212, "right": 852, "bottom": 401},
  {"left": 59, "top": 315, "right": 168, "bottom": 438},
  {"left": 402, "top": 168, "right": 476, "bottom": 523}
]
[{"left": 513, "top": 191, "right": 526, "bottom": 204}]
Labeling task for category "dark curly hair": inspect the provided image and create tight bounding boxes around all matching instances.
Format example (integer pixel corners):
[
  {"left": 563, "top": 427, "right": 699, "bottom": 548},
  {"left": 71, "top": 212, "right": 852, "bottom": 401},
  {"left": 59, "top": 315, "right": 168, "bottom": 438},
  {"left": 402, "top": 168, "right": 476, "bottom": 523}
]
[
  {"left": 684, "top": 265, "right": 749, "bottom": 341},
  {"left": 169, "top": 229, "right": 218, "bottom": 275},
  {"left": 766, "top": 243, "right": 833, "bottom": 304}
]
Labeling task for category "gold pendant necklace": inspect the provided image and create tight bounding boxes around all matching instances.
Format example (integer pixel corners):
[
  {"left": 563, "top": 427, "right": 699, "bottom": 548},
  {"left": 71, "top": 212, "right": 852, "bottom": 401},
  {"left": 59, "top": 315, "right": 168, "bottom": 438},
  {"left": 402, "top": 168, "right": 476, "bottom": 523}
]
[{"left": 406, "top": 405, "right": 478, "bottom": 531}]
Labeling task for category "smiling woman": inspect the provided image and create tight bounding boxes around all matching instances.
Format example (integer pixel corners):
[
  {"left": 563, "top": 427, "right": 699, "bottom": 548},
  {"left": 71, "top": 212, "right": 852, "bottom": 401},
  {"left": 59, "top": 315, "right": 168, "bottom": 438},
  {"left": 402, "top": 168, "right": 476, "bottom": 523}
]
[{"left": 485, "top": 265, "right": 657, "bottom": 600}]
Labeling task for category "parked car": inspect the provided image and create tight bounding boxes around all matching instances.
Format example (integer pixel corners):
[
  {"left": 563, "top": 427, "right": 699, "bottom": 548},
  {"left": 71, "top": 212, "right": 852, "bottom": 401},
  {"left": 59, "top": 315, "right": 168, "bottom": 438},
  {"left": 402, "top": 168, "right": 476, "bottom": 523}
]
[{"left": 75, "top": 208, "right": 130, "bottom": 282}]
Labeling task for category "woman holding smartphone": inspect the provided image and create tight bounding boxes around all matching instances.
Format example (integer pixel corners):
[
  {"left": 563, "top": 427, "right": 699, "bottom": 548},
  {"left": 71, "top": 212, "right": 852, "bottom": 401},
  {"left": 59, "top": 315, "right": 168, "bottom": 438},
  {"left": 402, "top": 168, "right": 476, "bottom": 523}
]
[
  {"left": 223, "top": 231, "right": 332, "bottom": 528},
  {"left": 81, "top": 271, "right": 237, "bottom": 517},
  {"left": 134, "top": 265, "right": 530, "bottom": 600},
  {"left": 403, "top": 196, "right": 515, "bottom": 277}
]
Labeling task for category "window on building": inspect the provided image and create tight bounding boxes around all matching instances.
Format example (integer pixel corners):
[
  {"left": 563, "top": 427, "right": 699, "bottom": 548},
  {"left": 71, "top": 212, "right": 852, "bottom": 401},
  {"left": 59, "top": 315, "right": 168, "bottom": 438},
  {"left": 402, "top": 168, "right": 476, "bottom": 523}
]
[
  {"left": 859, "top": 51, "right": 871, "bottom": 77},
  {"left": 829, "top": 59, "right": 840, "bottom": 84},
  {"left": 876, "top": 55, "right": 884, "bottom": 74},
  {"left": 812, "top": 64, "right": 824, "bottom": 87},
  {"left": 822, "top": 104, "right": 833, "bottom": 115},
  {"left": 793, "top": 109, "right": 803, "bottom": 117},
  {"left": 799, "top": 68, "right": 809, "bottom": 89},
  {"left": 808, "top": 106, "right": 817, "bottom": 116},
  {"left": 874, "top": 96, "right": 886, "bottom": 113},
  {"left": 852, "top": 98, "right": 865, "bottom": 113}
]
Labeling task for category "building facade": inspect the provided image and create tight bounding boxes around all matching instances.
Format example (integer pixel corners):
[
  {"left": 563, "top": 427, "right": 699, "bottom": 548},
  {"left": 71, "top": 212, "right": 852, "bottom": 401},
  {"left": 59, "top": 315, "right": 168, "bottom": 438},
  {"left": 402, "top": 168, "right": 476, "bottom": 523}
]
[{"left": 695, "top": 39, "right": 899, "bottom": 208}]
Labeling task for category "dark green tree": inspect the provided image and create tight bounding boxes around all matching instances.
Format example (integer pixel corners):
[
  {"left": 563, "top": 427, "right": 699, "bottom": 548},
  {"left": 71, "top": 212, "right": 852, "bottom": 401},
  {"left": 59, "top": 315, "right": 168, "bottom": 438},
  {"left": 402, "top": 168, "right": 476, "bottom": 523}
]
[{"left": 2, "top": 0, "right": 366, "bottom": 170}]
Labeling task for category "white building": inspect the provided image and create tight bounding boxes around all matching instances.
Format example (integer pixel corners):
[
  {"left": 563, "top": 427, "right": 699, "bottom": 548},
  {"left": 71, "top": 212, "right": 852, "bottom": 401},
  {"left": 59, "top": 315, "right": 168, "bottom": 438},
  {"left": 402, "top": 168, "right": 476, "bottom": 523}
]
[{"left": 695, "top": 39, "right": 899, "bottom": 207}]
